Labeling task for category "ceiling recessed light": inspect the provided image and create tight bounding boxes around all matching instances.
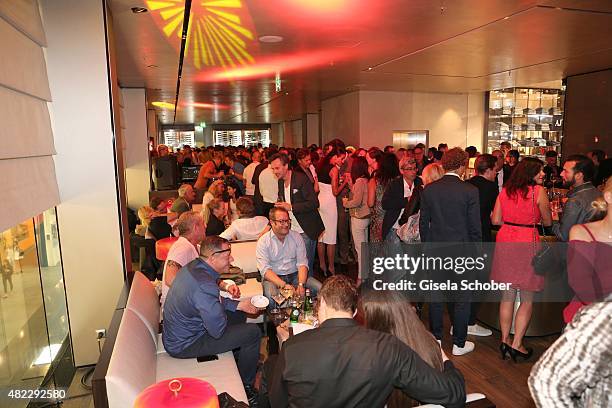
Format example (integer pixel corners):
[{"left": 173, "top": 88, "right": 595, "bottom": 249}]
[
  {"left": 131, "top": 7, "right": 148, "bottom": 13},
  {"left": 259, "top": 35, "right": 283, "bottom": 43},
  {"left": 367, "top": 67, "right": 373, "bottom": 71},
  {"left": 147, "top": 64, "right": 158, "bottom": 68}
]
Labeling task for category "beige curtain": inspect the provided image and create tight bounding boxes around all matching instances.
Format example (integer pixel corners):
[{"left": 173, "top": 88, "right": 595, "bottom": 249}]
[{"left": 0, "top": 0, "right": 59, "bottom": 231}]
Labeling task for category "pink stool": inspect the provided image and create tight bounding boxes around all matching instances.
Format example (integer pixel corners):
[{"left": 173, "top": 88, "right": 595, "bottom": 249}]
[{"left": 155, "top": 237, "right": 178, "bottom": 261}]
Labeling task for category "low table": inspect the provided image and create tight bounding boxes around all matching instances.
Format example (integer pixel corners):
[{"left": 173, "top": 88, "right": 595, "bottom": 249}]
[{"left": 274, "top": 317, "right": 316, "bottom": 349}]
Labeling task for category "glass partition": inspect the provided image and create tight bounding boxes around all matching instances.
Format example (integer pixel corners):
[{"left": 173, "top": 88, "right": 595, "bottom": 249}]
[{"left": 0, "top": 208, "right": 72, "bottom": 408}]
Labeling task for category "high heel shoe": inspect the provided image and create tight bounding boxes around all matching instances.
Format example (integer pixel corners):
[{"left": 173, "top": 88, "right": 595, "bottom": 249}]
[
  {"left": 509, "top": 346, "right": 533, "bottom": 362},
  {"left": 499, "top": 343, "right": 510, "bottom": 360}
]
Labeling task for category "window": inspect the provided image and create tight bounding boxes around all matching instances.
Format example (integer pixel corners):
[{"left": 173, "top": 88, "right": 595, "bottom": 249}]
[
  {"left": 214, "top": 129, "right": 270, "bottom": 147},
  {"left": 0, "top": 208, "right": 72, "bottom": 406},
  {"left": 163, "top": 130, "right": 195, "bottom": 149}
]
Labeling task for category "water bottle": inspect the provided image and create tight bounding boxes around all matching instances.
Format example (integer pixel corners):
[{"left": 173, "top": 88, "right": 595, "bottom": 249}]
[
  {"left": 290, "top": 300, "right": 300, "bottom": 323},
  {"left": 304, "top": 289, "right": 312, "bottom": 314}
]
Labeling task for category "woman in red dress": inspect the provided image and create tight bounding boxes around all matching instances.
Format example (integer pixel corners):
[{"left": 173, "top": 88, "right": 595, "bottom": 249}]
[{"left": 491, "top": 157, "right": 552, "bottom": 361}]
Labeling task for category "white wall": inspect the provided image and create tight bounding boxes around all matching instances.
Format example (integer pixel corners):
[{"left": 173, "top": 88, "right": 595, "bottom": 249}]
[
  {"left": 42, "top": 0, "right": 125, "bottom": 366},
  {"left": 281, "top": 120, "right": 302, "bottom": 147},
  {"left": 305, "top": 113, "right": 319, "bottom": 146},
  {"left": 122, "top": 88, "right": 149, "bottom": 210},
  {"left": 360, "top": 91, "right": 471, "bottom": 149},
  {"left": 322, "top": 90, "right": 485, "bottom": 151},
  {"left": 321, "top": 91, "right": 360, "bottom": 147},
  {"left": 466, "top": 92, "right": 485, "bottom": 152},
  {"left": 270, "top": 123, "right": 283, "bottom": 146}
]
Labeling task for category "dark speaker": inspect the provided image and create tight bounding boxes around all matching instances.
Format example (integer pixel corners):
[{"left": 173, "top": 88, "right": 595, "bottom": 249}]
[{"left": 153, "top": 156, "right": 179, "bottom": 190}]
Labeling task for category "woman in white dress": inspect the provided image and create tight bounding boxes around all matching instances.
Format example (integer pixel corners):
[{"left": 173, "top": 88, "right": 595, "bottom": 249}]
[{"left": 316, "top": 147, "right": 349, "bottom": 276}]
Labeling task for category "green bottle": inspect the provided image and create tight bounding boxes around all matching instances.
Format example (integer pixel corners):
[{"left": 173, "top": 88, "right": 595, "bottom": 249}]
[
  {"left": 304, "top": 289, "right": 312, "bottom": 313},
  {"left": 290, "top": 300, "right": 300, "bottom": 323}
]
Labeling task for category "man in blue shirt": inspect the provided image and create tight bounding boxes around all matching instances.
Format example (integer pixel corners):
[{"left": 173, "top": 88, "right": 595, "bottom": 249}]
[
  {"left": 163, "top": 236, "right": 261, "bottom": 400},
  {"left": 256, "top": 207, "right": 322, "bottom": 306}
]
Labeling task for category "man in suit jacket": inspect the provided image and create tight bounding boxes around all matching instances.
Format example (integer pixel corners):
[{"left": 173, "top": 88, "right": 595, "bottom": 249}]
[
  {"left": 382, "top": 157, "right": 421, "bottom": 241},
  {"left": 420, "top": 148, "right": 482, "bottom": 356},
  {"left": 467, "top": 154, "right": 499, "bottom": 243},
  {"left": 270, "top": 153, "right": 325, "bottom": 275},
  {"left": 466, "top": 154, "right": 499, "bottom": 338},
  {"left": 268, "top": 276, "right": 466, "bottom": 408},
  {"left": 492, "top": 149, "right": 505, "bottom": 192}
]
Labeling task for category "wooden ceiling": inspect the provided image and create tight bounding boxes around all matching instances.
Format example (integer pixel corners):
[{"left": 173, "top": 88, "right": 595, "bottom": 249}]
[{"left": 109, "top": 0, "right": 612, "bottom": 125}]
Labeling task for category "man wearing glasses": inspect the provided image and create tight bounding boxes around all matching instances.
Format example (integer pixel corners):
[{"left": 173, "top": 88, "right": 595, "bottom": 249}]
[
  {"left": 269, "top": 153, "right": 325, "bottom": 276},
  {"left": 382, "top": 157, "right": 421, "bottom": 243},
  {"left": 256, "top": 207, "right": 322, "bottom": 306},
  {"left": 162, "top": 236, "right": 261, "bottom": 404}
]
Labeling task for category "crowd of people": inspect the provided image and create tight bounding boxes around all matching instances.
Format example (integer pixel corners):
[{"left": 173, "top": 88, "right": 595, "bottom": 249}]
[{"left": 134, "top": 140, "right": 611, "bottom": 407}]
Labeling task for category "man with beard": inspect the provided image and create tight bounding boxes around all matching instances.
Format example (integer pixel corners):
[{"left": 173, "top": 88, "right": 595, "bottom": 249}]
[{"left": 553, "top": 154, "right": 602, "bottom": 242}]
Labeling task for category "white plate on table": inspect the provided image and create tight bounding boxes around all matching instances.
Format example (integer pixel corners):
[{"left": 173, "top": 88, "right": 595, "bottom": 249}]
[{"left": 251, "top": 295, "right": 269, "bottom": 309}]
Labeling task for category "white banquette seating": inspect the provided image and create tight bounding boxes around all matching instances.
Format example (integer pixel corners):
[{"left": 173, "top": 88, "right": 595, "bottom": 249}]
[
  {"left": 105, "top": 239, "right": 264, "bottom": 407},
  {"left": 105, "top": 271, "right": 248, "bottom": 407}
]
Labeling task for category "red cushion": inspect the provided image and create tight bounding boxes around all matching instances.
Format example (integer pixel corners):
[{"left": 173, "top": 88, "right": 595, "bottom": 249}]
[{"left": 155, "top": 237, "right": 179, "bottom": 261}]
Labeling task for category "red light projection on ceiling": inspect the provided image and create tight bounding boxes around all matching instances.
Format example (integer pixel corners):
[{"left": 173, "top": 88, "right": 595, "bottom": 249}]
[
  {"left": 197, "top": 47, "right": 360, "bottom": 82},
  {"left": 260, "top": 0, "right": 378, "bottom": 26},
  {"left": 146, "top": 0, "right": 258, "bottom": 69}
]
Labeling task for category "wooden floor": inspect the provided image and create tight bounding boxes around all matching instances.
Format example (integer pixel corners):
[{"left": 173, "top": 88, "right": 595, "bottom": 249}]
[
  {"left": 311, "top": 264, "right": 559, "bottom": 408},
  {"left": 439, "top": 320, "right": 558, "bottom": 408}
]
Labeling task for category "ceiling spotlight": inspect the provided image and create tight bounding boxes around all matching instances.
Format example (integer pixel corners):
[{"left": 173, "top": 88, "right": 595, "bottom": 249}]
[
  {"left": 147, "top": 64, "right": 158, "bottom": 68},
  {"left": 259, "top": 35, "right": 284, "bottom": 43},
  {"left": 367, "top": 67, "right": 373, "bottom": 71},
  {"left": 131, "top": 7, "right": 148, "bottom": 13}
]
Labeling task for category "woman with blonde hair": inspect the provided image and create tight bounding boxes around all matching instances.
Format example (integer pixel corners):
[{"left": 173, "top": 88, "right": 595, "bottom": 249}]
[
  {"left": 564, "top": 177, "right": 612, "bottom": 322},
  {"left": 422, "top": 163, "right": 445, "bottom": 185},
  {"left": 201, "top": 179, "right": 225, "bottom": 224},
  {"left": 205, "top": 198, "right": 227, "bottom": 236}
]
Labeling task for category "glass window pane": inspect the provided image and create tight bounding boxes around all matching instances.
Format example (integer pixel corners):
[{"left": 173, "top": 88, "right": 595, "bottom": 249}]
[
  {"left": 0, "top": 218, "right": 48, "bottom": 407},
  {"left": 0, "top": 208, "right": 72, "bottom": 408}
]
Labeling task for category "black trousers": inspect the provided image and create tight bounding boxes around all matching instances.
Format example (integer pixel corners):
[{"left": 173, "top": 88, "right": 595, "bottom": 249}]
[
  {"left": 429, "top": 300, "right": 471, "bottom": 347},
  {"left": 172, "top": 311, "right": 261, "bottom": 386}
]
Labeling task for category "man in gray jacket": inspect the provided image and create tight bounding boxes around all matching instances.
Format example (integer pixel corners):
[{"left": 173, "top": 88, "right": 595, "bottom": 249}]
[{"left": 553, "top": 154, "right": 603, "bottom": 241}]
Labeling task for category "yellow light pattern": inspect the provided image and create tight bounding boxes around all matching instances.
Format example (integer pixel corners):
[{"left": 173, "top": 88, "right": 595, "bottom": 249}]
[
  {"left": 147, "top": 0, "right": 256, "bottom": 70},
  {"left": 152, "top": 101, "right": 175, "bottom": 109}
]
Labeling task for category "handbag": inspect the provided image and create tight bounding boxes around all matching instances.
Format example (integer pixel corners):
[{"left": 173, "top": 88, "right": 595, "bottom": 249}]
[
  {"left": 397, "top": 211, "right": 421, "bottom": 243},
  {"left": 530, "top": 186, "right": 558, "bottom": 276}
]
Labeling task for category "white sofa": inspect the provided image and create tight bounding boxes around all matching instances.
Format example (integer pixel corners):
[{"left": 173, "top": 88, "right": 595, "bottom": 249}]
[
  {"left": 230, "top": 239, "right": 259, "bottom": 274},
  {"left": 105, "top": 271, "right": 248, "bottom": 407}
]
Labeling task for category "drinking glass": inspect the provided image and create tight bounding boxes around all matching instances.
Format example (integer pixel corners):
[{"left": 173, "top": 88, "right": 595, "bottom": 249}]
[
  {"left": 272, "top": 293, "right": 287, "bottom": 308},
  {"left": 280, "top": 285, "right": 294, "bottom": 302}
]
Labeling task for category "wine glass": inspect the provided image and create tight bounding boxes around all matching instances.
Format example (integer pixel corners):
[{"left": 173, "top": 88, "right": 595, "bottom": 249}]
[
  {"left": 280, "top": 285, "right": 294, "bottom": 303},
  {"left": 270, "top": 287, "right": 288, "bottom": 317}
]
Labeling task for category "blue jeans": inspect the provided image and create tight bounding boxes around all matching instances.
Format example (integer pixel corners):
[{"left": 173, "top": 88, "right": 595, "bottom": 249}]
[
  {"left": 170, "top": 311, "right": 261, "bottom": 386},
  {"left": 263, "top": 272, "right": 322, "bottom": 308},
  {"left": 301, "top": 232, "right": 317, "bottom": 277}
]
